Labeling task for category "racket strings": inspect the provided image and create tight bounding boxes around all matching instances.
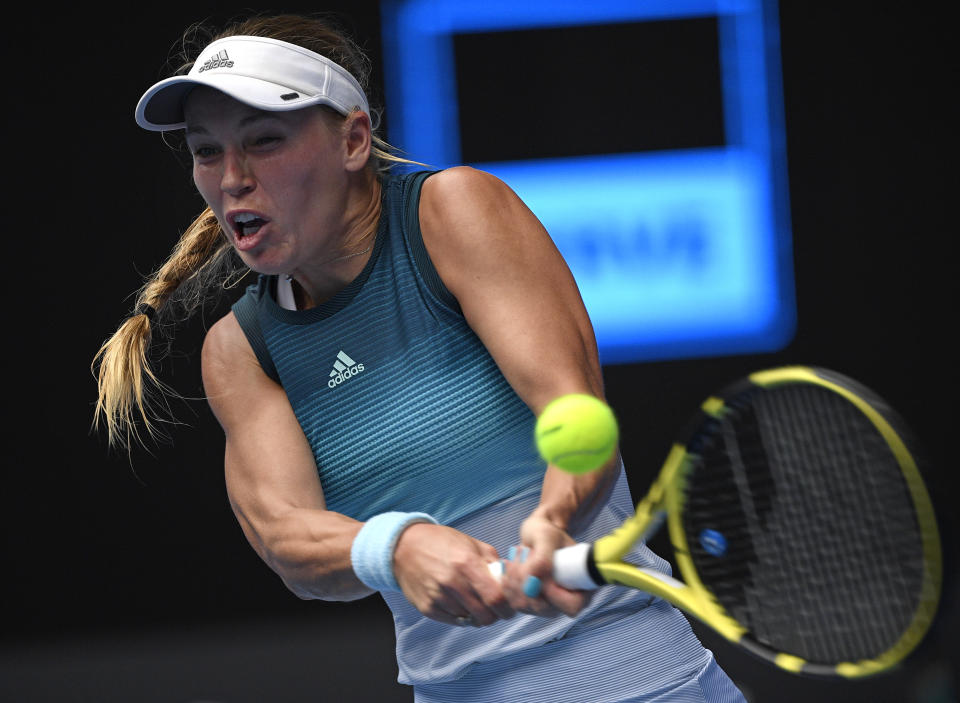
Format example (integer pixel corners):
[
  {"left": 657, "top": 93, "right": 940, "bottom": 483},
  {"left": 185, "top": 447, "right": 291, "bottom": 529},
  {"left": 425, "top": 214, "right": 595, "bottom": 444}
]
[
  {"left": 760, "top": 387, "right": 858, "bottom": 660},
  {"left": 682, "top": 384, "right": 924, "bottom": 665},
  {"left": 769, "top": 386, "right": 920, "bottom": 659},
  {"left": 756, "top": 386, "right": 903, "bottom": 661}
]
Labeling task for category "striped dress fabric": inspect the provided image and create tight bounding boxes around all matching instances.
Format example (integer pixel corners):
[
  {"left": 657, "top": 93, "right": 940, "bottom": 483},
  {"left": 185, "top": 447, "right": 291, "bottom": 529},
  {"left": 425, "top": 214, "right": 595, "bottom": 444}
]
[{"left": 231, "top": 171, "right": 746, "bottom": 702}]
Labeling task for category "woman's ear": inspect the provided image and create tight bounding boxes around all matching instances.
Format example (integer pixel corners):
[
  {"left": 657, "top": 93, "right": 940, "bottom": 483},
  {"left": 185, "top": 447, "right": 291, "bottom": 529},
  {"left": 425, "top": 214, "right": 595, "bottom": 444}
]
[{"left": 343, "top": 110, "right": 372, "bottom": 172}]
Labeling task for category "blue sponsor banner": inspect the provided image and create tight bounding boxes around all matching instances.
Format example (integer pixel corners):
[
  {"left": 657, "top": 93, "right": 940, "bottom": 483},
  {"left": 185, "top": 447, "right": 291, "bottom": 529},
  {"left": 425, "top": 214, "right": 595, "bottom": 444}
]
[{"left": 381, "top": 0, "right": 795, "bottom": 363}]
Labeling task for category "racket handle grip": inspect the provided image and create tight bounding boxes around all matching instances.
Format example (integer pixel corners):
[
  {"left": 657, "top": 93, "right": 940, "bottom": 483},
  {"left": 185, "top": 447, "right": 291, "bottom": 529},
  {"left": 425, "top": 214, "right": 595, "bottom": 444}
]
[{"left": 486, "top": 543, "right": 600, "bottom": 591}]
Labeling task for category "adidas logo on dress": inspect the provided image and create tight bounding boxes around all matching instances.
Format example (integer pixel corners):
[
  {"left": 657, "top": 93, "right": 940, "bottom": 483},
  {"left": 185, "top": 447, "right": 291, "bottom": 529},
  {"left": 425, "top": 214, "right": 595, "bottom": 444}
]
[
  {"left": 198, "top": 49, "right": 234, "bottom": 72},
  {"left": 328, "top": 350, "right": 365, "bottom": 388}
]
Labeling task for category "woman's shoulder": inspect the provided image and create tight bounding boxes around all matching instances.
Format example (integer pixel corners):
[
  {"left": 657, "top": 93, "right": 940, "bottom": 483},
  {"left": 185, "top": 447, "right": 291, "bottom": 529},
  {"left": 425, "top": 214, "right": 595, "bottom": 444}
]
[
  {"left": 419, "top": 166, "right": 522, "bottom": 243},
  {"left": 202, "top": 312, "right": 256, "bottom": 378},
  {"left": 421, "top": 166, "right": 511, "bottom": 211}
]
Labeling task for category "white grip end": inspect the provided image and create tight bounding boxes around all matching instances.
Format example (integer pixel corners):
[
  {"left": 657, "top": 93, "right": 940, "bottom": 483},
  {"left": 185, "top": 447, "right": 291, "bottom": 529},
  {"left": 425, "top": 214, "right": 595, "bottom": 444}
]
[{"left": 552, "top": 543, "right": 599, "bottom": 590}]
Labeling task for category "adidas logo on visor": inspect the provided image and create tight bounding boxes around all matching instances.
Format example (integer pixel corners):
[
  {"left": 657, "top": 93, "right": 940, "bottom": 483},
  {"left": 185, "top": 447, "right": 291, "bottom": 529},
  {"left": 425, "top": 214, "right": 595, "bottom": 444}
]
[
  {"left": 328, "top": 350, "right": 365, "bottom": 388},
  {"left": 198, "top": 49, "right": 234, "bottom": 72}
]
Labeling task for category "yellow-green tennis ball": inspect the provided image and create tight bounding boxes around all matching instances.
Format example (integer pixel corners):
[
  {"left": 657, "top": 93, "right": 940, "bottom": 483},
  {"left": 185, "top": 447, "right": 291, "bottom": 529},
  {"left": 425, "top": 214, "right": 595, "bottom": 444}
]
[{"left": 535, "top": 394, "right": 618, "bottom": 474}]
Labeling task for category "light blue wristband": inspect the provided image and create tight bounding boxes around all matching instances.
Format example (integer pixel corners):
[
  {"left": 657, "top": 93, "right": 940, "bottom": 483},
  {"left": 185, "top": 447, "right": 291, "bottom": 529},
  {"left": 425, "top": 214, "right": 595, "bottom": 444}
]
[{"left": 350, "top": 511, "right": 438, "bottom": 592}]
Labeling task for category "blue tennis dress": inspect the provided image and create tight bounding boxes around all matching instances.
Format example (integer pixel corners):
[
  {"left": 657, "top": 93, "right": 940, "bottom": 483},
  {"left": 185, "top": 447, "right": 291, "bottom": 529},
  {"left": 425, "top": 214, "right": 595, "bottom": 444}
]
[{"left": 232, "top": 170, "right": 746, "bottom": 702}]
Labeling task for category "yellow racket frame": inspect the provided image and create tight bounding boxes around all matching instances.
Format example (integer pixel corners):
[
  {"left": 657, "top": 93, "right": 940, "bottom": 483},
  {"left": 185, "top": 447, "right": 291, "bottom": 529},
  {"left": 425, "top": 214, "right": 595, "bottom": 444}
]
[{"left": 591, "top": 366, "right": 942, "bottom": 678}]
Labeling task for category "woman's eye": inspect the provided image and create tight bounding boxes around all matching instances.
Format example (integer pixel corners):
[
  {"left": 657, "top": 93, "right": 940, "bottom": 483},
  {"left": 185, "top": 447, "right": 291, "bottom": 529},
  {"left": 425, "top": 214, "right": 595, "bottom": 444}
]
[
  {"left": 192, "top": 145, "right": 218, "bottom": 159},
  {"left": 252, "top": 135, "right": 281, "bottom": 147}
]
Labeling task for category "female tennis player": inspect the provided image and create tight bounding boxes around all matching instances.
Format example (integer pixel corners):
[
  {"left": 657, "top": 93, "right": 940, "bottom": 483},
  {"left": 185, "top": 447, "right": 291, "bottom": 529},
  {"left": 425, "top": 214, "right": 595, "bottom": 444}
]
[{"left": 93, "top": 13, "right": 746, "bottom": 702}]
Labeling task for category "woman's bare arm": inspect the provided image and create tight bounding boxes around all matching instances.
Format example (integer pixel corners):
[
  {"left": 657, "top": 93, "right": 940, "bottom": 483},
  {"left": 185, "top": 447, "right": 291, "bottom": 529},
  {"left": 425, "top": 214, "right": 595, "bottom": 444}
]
[
  {"left": 419, "top": 167, "right": 621, "bottom": 616},
  {"left": 202, "top": 312, "right": 370, "bottom": 601}
]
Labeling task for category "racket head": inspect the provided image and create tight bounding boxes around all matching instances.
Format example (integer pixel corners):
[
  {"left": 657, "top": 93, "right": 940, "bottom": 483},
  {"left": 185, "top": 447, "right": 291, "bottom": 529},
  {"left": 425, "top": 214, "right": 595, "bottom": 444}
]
[{"left": 665, "top": 366, "right": 942, "bottom": 678}]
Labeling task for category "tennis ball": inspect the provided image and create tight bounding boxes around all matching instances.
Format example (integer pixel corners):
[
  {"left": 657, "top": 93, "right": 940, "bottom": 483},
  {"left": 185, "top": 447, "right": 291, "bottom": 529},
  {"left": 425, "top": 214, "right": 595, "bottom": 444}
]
[{"left": 535, "top": 394, "right": 619, "bottom": 474}]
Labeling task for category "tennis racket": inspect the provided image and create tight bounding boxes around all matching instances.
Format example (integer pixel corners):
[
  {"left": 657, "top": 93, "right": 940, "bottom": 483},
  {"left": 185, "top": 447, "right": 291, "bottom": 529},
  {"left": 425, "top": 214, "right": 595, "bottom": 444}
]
[{"left": 498, "top": 366, "right": 942, "bottom": 679}]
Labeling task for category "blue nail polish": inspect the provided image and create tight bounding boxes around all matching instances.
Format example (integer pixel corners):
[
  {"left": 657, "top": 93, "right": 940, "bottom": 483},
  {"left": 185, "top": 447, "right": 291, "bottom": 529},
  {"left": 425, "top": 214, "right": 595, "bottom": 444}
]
[
  {"left": 523, "top": 576, "right": 542, "bottom": 598},
  {"left": 519, "top": 547, "right": 530, "bottom": 563},
  {"left": 507, "top": 546, "right": 517, "bottom": 561}
]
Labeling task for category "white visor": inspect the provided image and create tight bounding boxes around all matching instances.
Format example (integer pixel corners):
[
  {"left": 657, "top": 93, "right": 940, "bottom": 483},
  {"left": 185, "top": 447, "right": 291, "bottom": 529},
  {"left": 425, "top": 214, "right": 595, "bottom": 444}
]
[{"left": 135, "top": 35, "right": 369, "bottom": 131}]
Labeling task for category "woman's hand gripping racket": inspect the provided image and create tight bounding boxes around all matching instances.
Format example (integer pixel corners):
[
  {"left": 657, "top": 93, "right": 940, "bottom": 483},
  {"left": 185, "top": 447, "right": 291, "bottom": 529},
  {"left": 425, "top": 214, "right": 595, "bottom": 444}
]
[{"left": 495, "top": 366, "right": 943, "bottom": 679}]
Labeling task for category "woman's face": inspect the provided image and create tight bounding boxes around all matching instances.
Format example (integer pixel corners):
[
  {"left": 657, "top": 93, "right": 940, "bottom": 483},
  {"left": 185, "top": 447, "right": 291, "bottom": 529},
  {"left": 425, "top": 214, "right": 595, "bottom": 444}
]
[{"left": 184, "top": 87, "right": 352, "bottom": 274}]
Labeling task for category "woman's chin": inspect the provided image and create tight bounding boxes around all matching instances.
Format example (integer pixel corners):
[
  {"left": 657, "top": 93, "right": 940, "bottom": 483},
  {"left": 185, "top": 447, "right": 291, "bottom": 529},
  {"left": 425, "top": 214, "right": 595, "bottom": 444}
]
[{"left": 237, "top": 251, "right": 291, "bottom": 278}]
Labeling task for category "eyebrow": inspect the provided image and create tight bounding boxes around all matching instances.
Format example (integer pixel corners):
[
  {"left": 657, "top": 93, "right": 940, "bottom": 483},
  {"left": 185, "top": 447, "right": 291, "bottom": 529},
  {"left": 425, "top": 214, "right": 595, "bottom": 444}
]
[{"left": 185, "top": 112, "right": 281, "bottom": 136}]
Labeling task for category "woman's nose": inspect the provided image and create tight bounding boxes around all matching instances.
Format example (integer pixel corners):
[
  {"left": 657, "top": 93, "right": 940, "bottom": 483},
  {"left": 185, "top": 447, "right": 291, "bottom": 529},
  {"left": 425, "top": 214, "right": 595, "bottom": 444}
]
[{"left": 220, "top": 149, "right": 255, "bottom": 196}]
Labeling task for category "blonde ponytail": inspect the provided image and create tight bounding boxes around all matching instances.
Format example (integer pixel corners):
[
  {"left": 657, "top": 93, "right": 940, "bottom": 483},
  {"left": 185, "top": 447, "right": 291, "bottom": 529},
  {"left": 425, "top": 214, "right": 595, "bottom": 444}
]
[{"left": 92, "top": 207, "right": 241, "bottom": 450}]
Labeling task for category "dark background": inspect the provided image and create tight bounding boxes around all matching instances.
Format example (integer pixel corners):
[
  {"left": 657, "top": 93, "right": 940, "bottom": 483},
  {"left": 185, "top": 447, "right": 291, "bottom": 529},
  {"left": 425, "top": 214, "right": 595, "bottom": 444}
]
[{"left": 2, "top": 3, "right": 955, "bottom": 702}]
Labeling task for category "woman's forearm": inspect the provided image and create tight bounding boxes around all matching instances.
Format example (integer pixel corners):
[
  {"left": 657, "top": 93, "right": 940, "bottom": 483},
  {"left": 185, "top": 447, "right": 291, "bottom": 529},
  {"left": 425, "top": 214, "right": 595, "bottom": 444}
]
[
  {"left": 532, "top": 453, "right": 621, "bottom": 534},
  {"left": 254, "top": 507, "right": 372, "bottom": 601}
]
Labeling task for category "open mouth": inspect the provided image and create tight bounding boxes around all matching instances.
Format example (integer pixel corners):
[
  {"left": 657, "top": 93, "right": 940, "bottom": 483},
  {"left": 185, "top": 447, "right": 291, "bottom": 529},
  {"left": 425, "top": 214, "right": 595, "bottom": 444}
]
[{"left": 232, "top": 212, "right": 267, "bottom": 238}]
